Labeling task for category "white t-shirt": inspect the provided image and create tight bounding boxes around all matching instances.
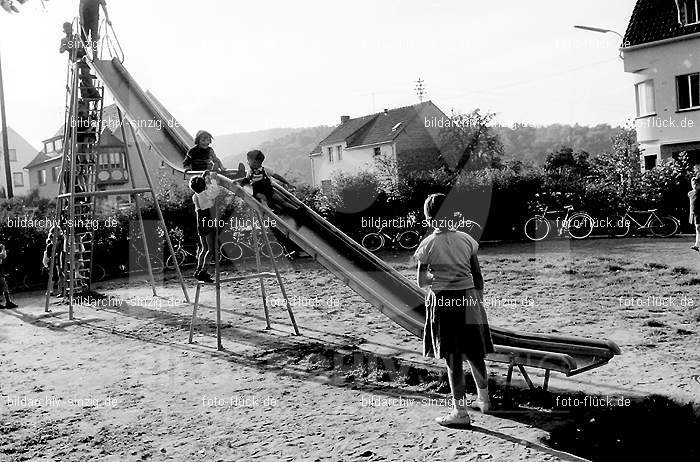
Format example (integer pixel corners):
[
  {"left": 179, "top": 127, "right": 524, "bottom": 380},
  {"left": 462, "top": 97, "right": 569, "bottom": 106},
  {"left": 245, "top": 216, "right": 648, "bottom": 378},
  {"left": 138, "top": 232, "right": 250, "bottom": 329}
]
[
  {"left": 413, "top": 229, "right": 478, "bottom": 291},
  {"left": 192, "top": 178, "right": 220, "bottom": 211}
]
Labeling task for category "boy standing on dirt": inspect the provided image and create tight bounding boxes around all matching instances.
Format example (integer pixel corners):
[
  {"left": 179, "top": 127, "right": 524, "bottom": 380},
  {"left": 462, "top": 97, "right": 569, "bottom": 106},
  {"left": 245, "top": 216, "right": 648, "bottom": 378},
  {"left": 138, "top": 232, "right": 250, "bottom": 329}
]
[
  {"left": 0, "top": 243, "right": 18, "bottom": 309},
  {"left": 690, "top": 177, "right": 700, "bottom": 252}
]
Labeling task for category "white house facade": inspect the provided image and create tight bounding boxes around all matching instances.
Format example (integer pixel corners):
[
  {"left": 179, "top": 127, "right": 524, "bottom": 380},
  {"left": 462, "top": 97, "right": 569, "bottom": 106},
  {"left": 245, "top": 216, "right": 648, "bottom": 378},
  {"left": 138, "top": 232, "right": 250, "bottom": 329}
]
[{"left": 623, "top": 0, "right": 700, "bottom": 170}]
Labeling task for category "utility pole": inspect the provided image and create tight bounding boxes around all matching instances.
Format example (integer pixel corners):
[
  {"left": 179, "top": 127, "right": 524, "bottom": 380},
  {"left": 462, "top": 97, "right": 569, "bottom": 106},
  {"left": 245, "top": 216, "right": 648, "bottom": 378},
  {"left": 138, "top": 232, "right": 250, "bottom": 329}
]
[
  {"left": 0, "top": 49, "right": 13, "bottom": 199},
  {"left": 415, "top": 78, "right": 426, "bottom": 103}
]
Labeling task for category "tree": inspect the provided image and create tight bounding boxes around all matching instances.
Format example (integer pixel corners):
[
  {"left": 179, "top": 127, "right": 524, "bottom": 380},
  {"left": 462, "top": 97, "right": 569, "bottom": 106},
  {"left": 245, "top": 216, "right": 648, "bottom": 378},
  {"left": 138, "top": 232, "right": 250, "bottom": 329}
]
[
  {"left": 589, "top": 126, "right": 641, "bottom": 211},
  {"left": 438, "top": 109, "right": 504, "bottom": 179},
  {"left": 544, "top": 146, "right": 591, "bottom": 181}
]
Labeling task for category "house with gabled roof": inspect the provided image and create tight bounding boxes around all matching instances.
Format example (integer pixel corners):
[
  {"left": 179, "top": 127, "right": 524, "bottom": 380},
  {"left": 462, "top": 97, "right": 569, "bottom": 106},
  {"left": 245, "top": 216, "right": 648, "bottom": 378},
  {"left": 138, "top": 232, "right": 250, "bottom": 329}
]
[
  {"left": 0, "top": 126, "right": 38, "bottom": 197},
  {"left": 623, "top": 0, "right": 700, "bottom": 171},
  {"left": 308, "top": 101, "right": 457, "bottom": 188},
  {"left": 25, "top": 104, "right": 179, "bottom": 205}
]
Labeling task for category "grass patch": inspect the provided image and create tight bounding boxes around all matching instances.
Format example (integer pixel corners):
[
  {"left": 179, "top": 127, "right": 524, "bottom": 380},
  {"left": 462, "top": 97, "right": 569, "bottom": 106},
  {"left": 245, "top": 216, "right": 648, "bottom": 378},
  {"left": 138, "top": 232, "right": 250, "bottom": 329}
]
[
  {"left": 672, "top": 267, "right": 691, "bottom": 275},
  {"left": 682, "top": 278, "right": 700, "bottom": 286},
  {"left": 644, "top": 320, "right": 666, "bottom": 328},
  {"left": 646, "top": 262, "right": 669, "bottom": 270},
  {"left": 607, "top": 264, "right": 624, "bottom": 272}
]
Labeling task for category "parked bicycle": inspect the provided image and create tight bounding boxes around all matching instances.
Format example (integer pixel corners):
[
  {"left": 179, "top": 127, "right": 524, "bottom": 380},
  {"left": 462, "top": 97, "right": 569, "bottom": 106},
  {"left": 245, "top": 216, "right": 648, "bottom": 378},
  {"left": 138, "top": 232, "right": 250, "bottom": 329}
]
[
  {"left": 524, "top": 205, "right": 594, "bottom": 241},
  {"left": 219, "top": 229, "right": 285, "bottom": 262},
  {"left": 608, "top": 209, "right": 678, "bottom": 238},
  {"left": 164, "top": 228, "right": 199, "bottom": 270},
  {"left": 127, "top": 235, "right": 165, "bottom": 273},
  {"left": 361, "top": 226, "right": 421, "bottom": 252}
]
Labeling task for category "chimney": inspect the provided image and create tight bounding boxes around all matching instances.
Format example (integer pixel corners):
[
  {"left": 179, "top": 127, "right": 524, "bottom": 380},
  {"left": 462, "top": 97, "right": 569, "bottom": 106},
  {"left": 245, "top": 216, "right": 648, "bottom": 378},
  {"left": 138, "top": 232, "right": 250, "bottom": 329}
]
[
  {"left": 384, "top": 108, "right": 389, "bottom": 115},
  {"left": 340, "top": 115, "right": 350, "bottom": 124}
]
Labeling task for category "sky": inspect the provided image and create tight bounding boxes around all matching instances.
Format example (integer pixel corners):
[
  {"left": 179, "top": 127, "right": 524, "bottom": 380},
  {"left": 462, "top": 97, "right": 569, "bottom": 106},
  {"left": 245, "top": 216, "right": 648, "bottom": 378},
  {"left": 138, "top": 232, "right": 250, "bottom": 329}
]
[{"left": 0, "top": 0, "right": 639, "bottom": 149}]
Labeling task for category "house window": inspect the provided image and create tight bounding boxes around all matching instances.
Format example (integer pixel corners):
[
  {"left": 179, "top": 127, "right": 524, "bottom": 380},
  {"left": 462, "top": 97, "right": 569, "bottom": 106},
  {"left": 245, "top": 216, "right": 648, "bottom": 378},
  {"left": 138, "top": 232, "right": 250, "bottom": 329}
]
[
  {"left": 336, "top": 145, "right": 343, "bottom": 161},
  {"left": 109, "top": 152, "right": 123, "bottom": 169},
  {"left": 635, "top": 80, "right": 656, "bottom": 117},
  {"left": 38, "top": 169, "right": 47, "bottom": 186},
  {"left": 373, "top": 147, "right": 382, "bottom": 156},
  {"left": 321, "top": 179, "right": 332, "bottom": 193},
  {"left": 644, "top": 155, "right": 657, "bottom": 170},
  {"left": 7, "top": 149, "right": 17, "bottom": 162},
  {"left": 99, "top": 153, "right": 110, "bottom": 169},
  {"left": 55, "top": 139, "right": 63, "bottom": 152},
  {"left": 679, "top": 0, "right": 700, "bottom": 25},
  {"left": 13, "top": 172, "right": 24, "bottom": 187},
  {"left": 52, "top": 166, "right": 61, "bottom": 183},
  {"left": 327, "top": 147, "right": 333, "bottom": 163},
  {"left": 677, "top": 73, "right": 700, "bottom": 110}
]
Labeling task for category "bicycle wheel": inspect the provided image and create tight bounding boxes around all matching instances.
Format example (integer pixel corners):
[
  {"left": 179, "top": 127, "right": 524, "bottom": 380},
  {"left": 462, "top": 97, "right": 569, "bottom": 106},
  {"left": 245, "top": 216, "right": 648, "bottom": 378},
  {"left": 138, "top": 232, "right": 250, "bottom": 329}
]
[
  {"left": 461, "top": 221, "right": 482, "bottom": 240},
  {"left": 608, "top": 215, "right": 631, "bottom": 238},
  {"left": 137, "top": 253, "right": 164, "bottom": 273},
  {"left": 567, "top": 213, "right": 594, "bottom": 240},
  {"left": 220, "top": 242, "right": 244, "bottom": 261},
  {"left": 398, "top": 231, "right": 420, "bottom": 250},
  {"left": 361, "top": 233, "right": 384, "bottom": 252},
  {"left": 650, "top": 216, "right": 678, "bottom": 238},
  {"left": 260, "top": 241, "right": 285, "bottom": 259},
  {"left": 91, "top": 264, "right": 106, "bottom": 282},
  {"left": 166, "top": 250, "right": 187, "bottom": 270},
  {"left": 524, "top": 217, "right": 550, "bottom": 241}
]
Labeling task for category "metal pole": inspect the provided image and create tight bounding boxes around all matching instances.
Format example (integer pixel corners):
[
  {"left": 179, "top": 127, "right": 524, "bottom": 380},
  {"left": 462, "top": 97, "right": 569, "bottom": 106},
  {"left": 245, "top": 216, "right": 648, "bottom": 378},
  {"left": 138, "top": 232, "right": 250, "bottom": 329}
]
[
  {"left": 250, "top": 213, "right": 272, "bottom": 330},
  {"left": 127, "top": 123, "right": 190, "bottom": 303},
  {"left": 214, "top": 195, "right": 223, "bottom": 351},
  {"left": 254, "top": 208, "right": 299, "bottom": 335},
  {"left": 0, "top": 49, "right": 13, "bottom": 198},
  {"left": 117, "top": 109, "right": 157, "bottom": 296}
]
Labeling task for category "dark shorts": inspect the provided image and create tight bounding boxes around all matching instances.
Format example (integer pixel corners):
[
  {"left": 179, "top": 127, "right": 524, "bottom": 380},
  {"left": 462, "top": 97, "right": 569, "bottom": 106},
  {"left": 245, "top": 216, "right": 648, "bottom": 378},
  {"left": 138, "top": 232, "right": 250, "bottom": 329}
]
[
  {"left": 196, "top": 208, "right": 215, "bottom": 237},
  {"left": 423, "top": 288, "right": 495, "bottom": 361},
  {"left": 252, "top": 180, "right": 274, "bottom": 203}
]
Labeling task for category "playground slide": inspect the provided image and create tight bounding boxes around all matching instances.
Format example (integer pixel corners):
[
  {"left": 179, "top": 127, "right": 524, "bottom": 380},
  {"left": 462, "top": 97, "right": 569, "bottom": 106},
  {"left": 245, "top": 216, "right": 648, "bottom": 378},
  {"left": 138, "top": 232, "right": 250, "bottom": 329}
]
[
  {"left": 90, "top": 58, "right": 193, "bottom": 170},
  {"left": 92, "top": 57, "right": 620, "bottom": 377}
]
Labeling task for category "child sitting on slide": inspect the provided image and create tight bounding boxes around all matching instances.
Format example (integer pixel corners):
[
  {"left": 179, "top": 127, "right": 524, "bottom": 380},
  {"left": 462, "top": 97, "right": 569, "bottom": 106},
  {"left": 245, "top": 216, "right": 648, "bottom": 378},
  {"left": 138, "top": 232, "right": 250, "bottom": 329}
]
[
  {"left": 190, "top": 171, "right": 221, "bottom": 282},
  {"left": 240, "top": 150, "right": 294, "bottom": 210},
  {"left": 184, "top": 130, "right": 225, "bottom": 173}
]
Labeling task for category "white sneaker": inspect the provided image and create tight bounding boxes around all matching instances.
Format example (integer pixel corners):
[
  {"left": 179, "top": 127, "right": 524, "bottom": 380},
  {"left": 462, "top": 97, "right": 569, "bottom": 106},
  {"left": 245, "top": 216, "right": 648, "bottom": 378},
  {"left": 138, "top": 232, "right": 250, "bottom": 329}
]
[{"left": 435, "top": 409, "right": 471, "bottom": 427}]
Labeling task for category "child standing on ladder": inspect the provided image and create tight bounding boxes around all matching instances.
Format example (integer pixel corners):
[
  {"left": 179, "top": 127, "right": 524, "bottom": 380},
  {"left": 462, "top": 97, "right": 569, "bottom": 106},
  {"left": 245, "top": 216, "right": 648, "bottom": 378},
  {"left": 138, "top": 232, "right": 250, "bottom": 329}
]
[
  {"left": 190, "top": 171, "right": 221, "bottom": 282},
  {"left": 415, "top": 193, "right": 494, "bottom": 427},
  {"left": 79, "top": 0, "right": 110, "bottom": 56}
]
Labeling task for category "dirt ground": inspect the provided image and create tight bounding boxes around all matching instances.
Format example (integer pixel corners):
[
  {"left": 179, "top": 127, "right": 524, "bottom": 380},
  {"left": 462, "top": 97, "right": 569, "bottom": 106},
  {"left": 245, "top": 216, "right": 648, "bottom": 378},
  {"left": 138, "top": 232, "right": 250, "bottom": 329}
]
[{"left": 1, "top": 236, "right": 699, "bottom": 461}]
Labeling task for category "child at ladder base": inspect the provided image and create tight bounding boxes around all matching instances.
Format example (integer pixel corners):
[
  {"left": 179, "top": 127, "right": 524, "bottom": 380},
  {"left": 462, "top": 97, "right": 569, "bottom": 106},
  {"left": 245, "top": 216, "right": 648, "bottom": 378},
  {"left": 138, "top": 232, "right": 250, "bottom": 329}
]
[
  {"left": 0, "top": 243, "right": 18, "bottom": 309},
  {"left": 415, "top": 193, "right": 494, "bottom": 427}
]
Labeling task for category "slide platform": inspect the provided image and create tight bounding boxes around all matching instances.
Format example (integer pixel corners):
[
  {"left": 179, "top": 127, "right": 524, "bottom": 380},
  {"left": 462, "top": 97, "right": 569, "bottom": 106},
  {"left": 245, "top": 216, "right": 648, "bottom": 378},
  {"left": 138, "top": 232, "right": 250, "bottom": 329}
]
[{"left": 91, "top": 57, "right": 621, "bottom": 381}]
